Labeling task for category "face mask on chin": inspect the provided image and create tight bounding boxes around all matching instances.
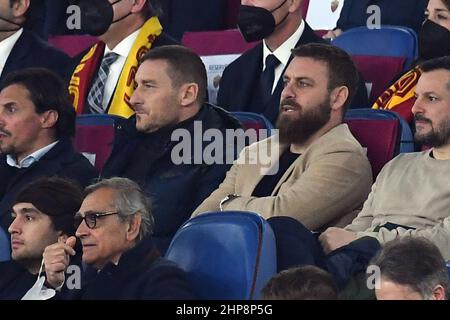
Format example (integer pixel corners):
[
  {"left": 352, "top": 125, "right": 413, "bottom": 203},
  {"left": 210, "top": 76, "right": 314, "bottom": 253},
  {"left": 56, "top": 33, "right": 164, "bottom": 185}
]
[
  {"left": 237, "top": 0, "right": 290, "bottom": 43},
  {"left": 77, "top": 0, "right": 132, "bottom": 37},
  {"left": 419, "top": 19, "right": 450, "bottom": 60}
]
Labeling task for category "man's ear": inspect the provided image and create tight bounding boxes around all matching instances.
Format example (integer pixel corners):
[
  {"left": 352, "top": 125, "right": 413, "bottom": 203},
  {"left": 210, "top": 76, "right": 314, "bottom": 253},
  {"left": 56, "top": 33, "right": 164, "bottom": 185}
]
[
  {"left": 40, "top": 110, "right": 59, "bottom": 129},
  {"left": 11, "top": 0, "right": 30, "bottom": 19},
  {"left": 125, "top": 215, "right": 141, "bottom": 242},
  {"left": 329, "top": 86, "right": 349, "bottom": 112},
  {"left": 179, "top": 83, "right": 199, "bottom": 107}
]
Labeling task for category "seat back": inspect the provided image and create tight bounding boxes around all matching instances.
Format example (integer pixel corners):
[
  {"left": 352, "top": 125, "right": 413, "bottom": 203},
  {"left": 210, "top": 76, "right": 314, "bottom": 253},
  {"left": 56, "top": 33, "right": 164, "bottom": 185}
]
[
  {"left": 165, "top": 211, "right": 277, "bottom": 300},
  {"left": 447, "top": 261, "right": 450, "bottom": 279},
  {"left": 0, "top": 227, "right": 10, "bottom": 262},
  {"left": 74, "top": 114, "right": 125, "bottom": 172},
  {"left": 333, "top": 26, "right": 418, "bottom": 103},
  {"left": 344, "top": 109, "right": 414, "bottom": 179},
  {"left": 48, "top": 35, "right": 98, "bottom": 58},
  {"left": 232, "top": 111, "right": 275, "bottom": 140}
]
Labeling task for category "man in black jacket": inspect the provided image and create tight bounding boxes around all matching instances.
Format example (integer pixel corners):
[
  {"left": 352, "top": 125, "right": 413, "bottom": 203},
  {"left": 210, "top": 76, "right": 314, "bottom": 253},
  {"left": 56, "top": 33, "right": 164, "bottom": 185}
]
[
  {"left": 0, "top": 68, "right": 97, "bottom": 234},
  {"left": 102, "top": 45, "right": 243, "bottom": 253},
  {"left": 217, "top": 0, "right": 368, "bottom": 123},
  {"left": 0, "top": 177, "right": 83, "bottom": 300},
  {"left": 0, "top": 0, "right": 72, "bottom": 83}
]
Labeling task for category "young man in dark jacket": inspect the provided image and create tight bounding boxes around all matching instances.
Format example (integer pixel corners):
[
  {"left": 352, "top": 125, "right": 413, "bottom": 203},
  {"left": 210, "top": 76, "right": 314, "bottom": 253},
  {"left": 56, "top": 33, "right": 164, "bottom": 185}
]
[
  {"left": 44, "top": 177, "right": 193, "bottom": 300},
  {"left": 102, "top": 45, "right": 243, "bottom": 253}
]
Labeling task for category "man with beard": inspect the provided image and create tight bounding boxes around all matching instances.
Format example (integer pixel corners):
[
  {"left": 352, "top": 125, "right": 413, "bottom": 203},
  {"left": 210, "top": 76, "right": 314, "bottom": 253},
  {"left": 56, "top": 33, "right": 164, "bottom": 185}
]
[
  {"left": 320, "top": 56, "right": 450, "bottom": 262},
  {"left": 193, "top": 43, "right": 372, "bottom": 232}
]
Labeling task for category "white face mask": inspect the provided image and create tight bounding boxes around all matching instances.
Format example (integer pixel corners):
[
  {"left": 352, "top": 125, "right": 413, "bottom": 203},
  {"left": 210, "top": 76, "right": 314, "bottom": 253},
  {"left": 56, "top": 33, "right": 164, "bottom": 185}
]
[{"left": 21, "top": 257, "right": 56, "bottom": 300}]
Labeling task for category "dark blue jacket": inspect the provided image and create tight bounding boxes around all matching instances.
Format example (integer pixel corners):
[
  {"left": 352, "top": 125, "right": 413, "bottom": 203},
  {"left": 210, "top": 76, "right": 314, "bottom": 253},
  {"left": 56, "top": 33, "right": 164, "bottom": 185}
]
[
  {"left": 336, "top": 0, "right": 428, "bottom": 33},
  {"left": 0, "top": 138, "right": 97, "bottom": 233},
  {"left": 102, "top": 104, "right": 242, "bottom": 252},
  {"left": 0, "top": 29, "right": 72, "bottom": 85},
  {"left": 63, "top": 238, "right": 193, "bottom": 300}
]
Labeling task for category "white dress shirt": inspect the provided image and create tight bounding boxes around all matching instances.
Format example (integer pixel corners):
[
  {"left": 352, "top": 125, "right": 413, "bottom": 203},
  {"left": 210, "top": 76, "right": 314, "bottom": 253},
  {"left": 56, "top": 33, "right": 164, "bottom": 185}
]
[
  {"left": 101, "top": 29, "right": 141, "bottom": 110},
  {"left": 262, "top": 20, "right": 305, "bottom": 93},
  {"left": 0, "top": 28, "right": 23, "bottom": 77}
]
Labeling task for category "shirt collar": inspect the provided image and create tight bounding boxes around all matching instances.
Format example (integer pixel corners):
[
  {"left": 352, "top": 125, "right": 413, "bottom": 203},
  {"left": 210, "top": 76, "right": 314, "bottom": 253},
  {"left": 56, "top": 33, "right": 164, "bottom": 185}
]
[
  {"left": 104, "top": 28, "right": 140, "bottom": 58},
  {"left": 0, "top": 28, "right": 23, "bottom": 76},
  {"left": 6, "top": 140, "right": 59, "bottom": 168},
  {"left": 262, "top": 19, "right": 305, "bottom": 69}
]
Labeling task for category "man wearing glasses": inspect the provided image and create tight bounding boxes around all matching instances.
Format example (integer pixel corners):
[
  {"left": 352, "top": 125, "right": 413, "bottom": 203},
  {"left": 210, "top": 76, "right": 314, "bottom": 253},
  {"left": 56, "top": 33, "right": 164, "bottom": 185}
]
[{"left": 43, "top": 177, "right": 193, "bottom": 300}]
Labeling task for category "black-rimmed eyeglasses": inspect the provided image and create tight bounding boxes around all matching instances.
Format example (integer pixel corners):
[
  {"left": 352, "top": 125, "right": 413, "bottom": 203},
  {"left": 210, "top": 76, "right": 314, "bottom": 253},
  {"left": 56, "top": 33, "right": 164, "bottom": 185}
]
[{"left": 74, "top": 211, "right": 119, "bottom": 229}]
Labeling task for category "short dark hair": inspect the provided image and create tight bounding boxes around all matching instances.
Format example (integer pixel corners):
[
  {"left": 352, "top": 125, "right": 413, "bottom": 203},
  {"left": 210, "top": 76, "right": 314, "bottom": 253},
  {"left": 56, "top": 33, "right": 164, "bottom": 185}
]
[
  {"left": 262, "top": 265, "right": 338, "bottom": 300},
  {"left": 370, "top": 237, "right": 449, "bottom": 300},
  {"left": 420, "top": 56, "right": 450, "bottom": 92},
  {"left": 291, "top": 43, "right": 359, "bottom": 113},
  {"left": 13, "top": 177, "right": 83, "bottom": 236},
  {"left": 1, "top": 68, "right": 76, "bottom": 138},
  {"left": 140, "top": 45, "right": 207, "bottom": 105}
]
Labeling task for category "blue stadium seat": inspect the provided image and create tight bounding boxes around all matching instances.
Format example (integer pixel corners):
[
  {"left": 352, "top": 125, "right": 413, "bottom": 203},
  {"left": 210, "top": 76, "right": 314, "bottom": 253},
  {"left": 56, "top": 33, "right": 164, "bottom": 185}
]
[
  {"left": 165, "top": 211, "right": 277, "bottom": 299},
  {"left": 74, "top": 114, "right": 125, "bottom": 173},
  {"left": 231, "top": 111, "right": 275, "bottom": 138},
  {"left": 333, "top": 26, "right": 418, "bottom": 102},
  {"left": 0, "top": 227, "right": 10, "bottom": 262},
  {"left": 345, "top": 109, "right": 414, "bottom": 178},
  {"left": 447, "top": 261, "right": 450, "bottom": 279}
]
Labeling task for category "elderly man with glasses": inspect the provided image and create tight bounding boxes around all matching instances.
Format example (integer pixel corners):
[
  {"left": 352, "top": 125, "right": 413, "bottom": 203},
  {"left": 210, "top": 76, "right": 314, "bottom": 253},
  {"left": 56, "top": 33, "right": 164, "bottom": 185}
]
[{"left": 43, "top": 177, "right": 193, "bottom": 300}]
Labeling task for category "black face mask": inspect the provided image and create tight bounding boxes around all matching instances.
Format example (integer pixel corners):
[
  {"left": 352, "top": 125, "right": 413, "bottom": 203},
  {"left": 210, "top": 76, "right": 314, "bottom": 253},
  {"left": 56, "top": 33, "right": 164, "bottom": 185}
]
[
  {"left": 419, "top": 19, "right": 450, "bottom": 60},
  {"left": 0, "top": 15, "right": 22, "bottom": 32},
  {"left": 77, "top": 0, "right": 132, "bottom": 36},
  {"left": 238, "top": 0, "right": 289, "bottom": 43}
]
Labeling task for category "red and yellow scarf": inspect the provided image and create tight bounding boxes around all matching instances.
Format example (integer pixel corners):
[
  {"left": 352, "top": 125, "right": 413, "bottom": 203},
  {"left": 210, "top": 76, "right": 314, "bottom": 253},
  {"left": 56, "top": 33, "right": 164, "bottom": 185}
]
[{"left": 68, "top": 17, "right": 163, "bottom": 118}]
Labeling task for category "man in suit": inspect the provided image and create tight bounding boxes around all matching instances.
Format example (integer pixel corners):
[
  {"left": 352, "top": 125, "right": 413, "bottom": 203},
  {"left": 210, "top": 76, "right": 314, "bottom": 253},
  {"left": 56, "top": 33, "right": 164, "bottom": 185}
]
[
  {"left": 69, "top": 0, "right": 178, "bottom": 118},
  {"left": 217, "top": 0, "right": 368, "bottom": 124},
  {"left": 0, "top": 68, "right": 97, "bottom": 235},
  {"left": 0, "top": 0, "right": 72, "bottom": 83},
  {"left": 194, "top": 43, "right": 372, "bottom": 232}
]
